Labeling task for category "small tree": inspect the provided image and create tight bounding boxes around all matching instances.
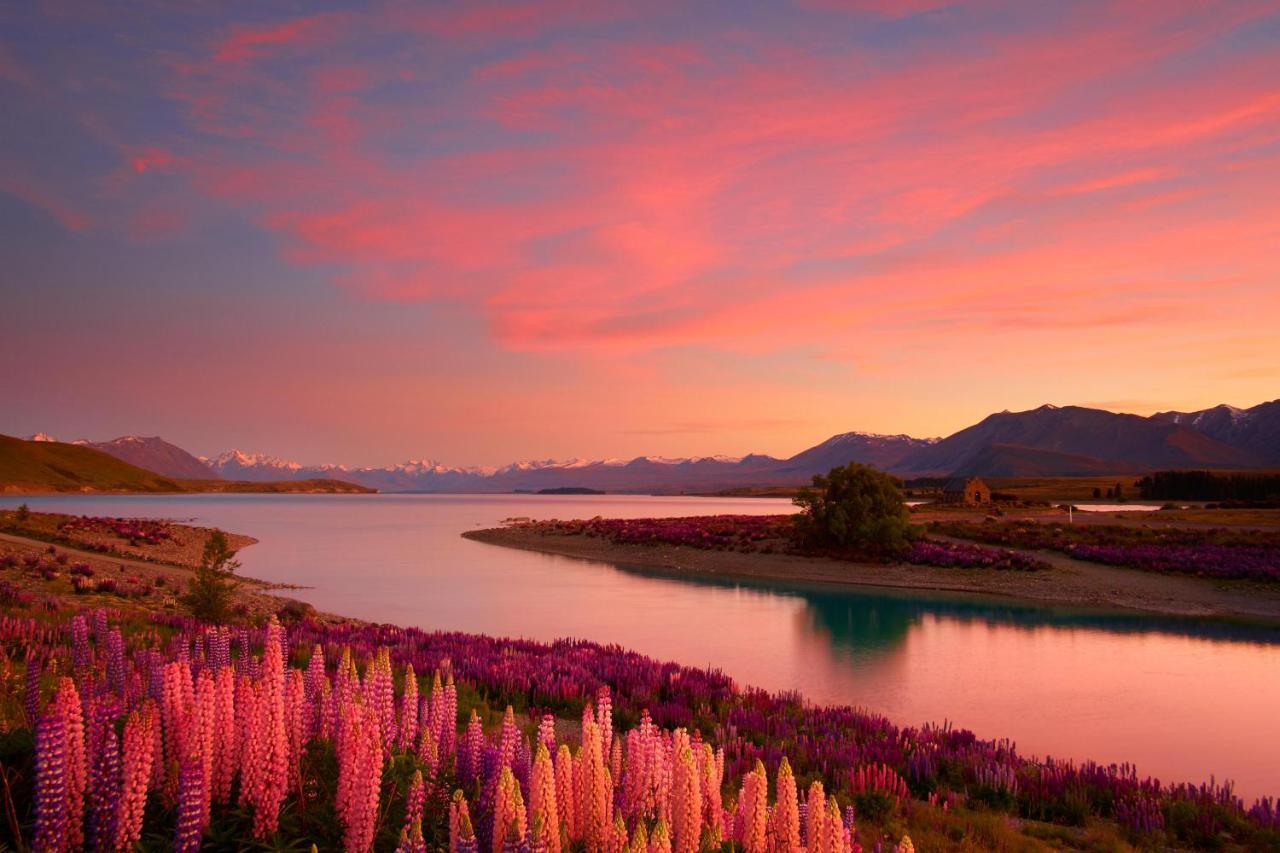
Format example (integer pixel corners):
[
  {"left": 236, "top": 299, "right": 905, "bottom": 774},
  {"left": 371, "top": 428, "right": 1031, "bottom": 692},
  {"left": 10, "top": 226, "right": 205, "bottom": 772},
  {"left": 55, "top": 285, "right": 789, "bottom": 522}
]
[
  {"left": 15, "top": 503, "right": 30, "bottom": 522},
  {"left": 793, "top": 462, "right": 915, "bottom": 554},
  {"left": 183, "top": 530, "right": 241, "bottom": 623}
]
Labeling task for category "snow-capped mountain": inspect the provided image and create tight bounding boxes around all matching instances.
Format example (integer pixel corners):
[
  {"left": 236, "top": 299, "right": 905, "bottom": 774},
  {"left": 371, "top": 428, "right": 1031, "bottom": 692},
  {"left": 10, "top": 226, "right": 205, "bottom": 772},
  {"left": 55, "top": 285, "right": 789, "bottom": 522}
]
[
  {"left": 1151, "top": 400, "right": 1280, "bottom": 465},
  {"left": 25, "top": 432, "right": 59, "bottom": 442}
]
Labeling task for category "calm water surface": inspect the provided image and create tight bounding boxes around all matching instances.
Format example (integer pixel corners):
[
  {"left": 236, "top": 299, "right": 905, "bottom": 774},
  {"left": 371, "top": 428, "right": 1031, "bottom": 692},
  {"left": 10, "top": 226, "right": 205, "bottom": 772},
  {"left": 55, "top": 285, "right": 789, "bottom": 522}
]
[{"left": 6, "top": 494, "right": 1279, "bottom": 800}]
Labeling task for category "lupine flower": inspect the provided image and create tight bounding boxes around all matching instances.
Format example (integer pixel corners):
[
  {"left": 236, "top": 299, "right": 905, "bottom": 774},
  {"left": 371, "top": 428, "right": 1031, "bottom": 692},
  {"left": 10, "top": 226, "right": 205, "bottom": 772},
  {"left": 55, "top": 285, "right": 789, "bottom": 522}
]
[
  {"left": 174, "top": 751, "right": 207, "bottom": 852},
  {"left": 555, "top": 744, "right": 578, "bottom": 843},
  {"left": 670, "top": 740, "right": 702, "bottom": 853},
  {"left": 399, "top": 663, "right": 419, "bottom": 750},
  {"left": 337, "top": 702, "right": 383, "bottom": 853},
  {"left": 52, "top": 677, "right": 87, "bottom": 849},
  {"left": 115, "top": 705, "right": 155, "bottom": 850},
  {"left": 34, "top": 709, "right": 69, "bottom": 852},
  {"left": 648, "top": 818, "right": 673, "bottom": 853},
  {"left": 529, "top": 742, "right": 561, "bottom": 853},
  {"left": 771, "top": 757, "right": 801, "bottom": 853}
]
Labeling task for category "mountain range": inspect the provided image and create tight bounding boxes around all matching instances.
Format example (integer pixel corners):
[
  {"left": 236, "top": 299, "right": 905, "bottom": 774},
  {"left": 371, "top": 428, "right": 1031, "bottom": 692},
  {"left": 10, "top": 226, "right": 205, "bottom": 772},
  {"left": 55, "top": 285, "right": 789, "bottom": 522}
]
[{"left": 26, "top": 399, "right": 1278, "bottom": 493}]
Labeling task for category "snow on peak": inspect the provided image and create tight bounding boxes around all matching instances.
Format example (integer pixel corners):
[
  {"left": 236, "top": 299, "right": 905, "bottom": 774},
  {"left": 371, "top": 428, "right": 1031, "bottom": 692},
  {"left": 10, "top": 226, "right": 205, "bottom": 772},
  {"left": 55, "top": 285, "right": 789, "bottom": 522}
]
[
  {"left": 25, "top": 432, "right": 58, "bottom": 442},
  {"left": 210, "top": 449, "right": 303, "bottom": 471}
]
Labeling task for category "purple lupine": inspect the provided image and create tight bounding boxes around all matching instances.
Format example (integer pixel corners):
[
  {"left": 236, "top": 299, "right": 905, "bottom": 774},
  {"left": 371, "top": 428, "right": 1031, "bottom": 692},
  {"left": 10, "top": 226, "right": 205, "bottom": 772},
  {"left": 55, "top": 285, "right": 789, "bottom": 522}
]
[
  {"left": 87, "top": 712, "right": 122, "bottom": 850},
  {"left": 34, "top": 710, "right": 69, "bottom": 853},
  {"left": 24, "top": 650, "right": 42, "bottom": 725},
  {"left": 70, "top": 612, "right": 90, "bottom": 671},
  {"left": 174, "top": 752, "right": 208, "bottom": 852}
]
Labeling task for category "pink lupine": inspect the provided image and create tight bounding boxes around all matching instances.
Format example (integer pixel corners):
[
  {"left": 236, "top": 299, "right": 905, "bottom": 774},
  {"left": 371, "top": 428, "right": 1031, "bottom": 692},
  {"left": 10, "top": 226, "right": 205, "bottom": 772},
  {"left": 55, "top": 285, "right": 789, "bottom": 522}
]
[
  {"left": 450, "top": 789, "right": 472, "bottom": 853},
  {"left": 441, "top": 673, "right": 458, "bottom": 759},
  {"left": 824, "top": 797, "right": 851, "bottom": 853},
  {"left": 671, "top": 740, "right": 702, "bottom": 853},
  {"left": 627, "top": 821, "right": 649, "bottom": 853},
  {"left": 461, "top": 710, "right": 485, "bottom": 785},
  {"left": 247, "top": 619, "right": 289, "bottom": 838},
  {"left": 418, "top": 721, "right": 440, "bottom": 778},
  {"left": 455, "top": 801, "right": 479, "bottom": 853},
  {"left": 284, "top": 668, "right": 307, "bottom": 790},
  {"left": 610, "top": 813, "right": 630, "bottom": 853},
  {"left": 398, "top": 818, "right": 428, "bottom": 853},
  {"left": 404, "top": 769, "right": 426, "bottom": 834},
  {"left": 52, "top": 677, "right": 87, "bottom": 849},
  {"left": 191, "top": 670, "right": 216, "bottom": 822},
  {"left": 365, "top": 647, "right": 395, "bottom": 751},
  {"left": 498, "top": 705, "right": 519, "bottom": 769},
  {"left": 576, "top": 719, "right": 612, "bottom": 851},
  {"left": 491, "top": 765, "right": 528, "bottom": 853},
  {"left": 595, "top": 685, "right": 613, "bottom": 759},
  {"left": 735, "top": 761, "right": 769, "bottom": 853},
  {"left": 529, "top": 742, "right": 561, "bottom": 853},
  {"left": 805, "top": 782, "right": 826, "bottom": 853},
  {"left": 555, "top": 744, "right": 578, "bottom": 843},
  {"left": 698, "top": 744, "right": 723, "bottom": 844},
  {"left": 770, "top": 757, "right": 800, "bottom": 853},
  {"left": 115, "top": 705, "right": 155, "bottom": 851},
  {"left": 649, "top": 818, "right": 673, "bottom": 853},
  {"left": 537, "top": 713, "right": 557, "bottom": 754},
  {"left": 336, "top": 702, "right": 383, "bottom": 852},
  {"left": 399, "top": 663, "right": 419, "bottom": 750},
  {"left": 212, "top": 666, "right": 237, "bottom": 803}
]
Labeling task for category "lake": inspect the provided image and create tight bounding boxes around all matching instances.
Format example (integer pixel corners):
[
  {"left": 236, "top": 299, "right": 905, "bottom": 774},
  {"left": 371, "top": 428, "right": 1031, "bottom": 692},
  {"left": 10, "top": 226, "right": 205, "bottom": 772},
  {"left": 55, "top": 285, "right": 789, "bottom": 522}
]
[{"left": 5, "top": 493, "right": 1279, "bottom": 801}]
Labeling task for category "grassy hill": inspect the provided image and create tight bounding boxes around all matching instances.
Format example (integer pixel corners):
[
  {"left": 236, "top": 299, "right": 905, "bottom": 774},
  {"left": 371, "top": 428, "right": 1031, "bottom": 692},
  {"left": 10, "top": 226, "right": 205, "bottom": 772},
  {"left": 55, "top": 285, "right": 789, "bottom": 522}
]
[{"left": 0, "top": 435, "right": 374, "bottom": 494}]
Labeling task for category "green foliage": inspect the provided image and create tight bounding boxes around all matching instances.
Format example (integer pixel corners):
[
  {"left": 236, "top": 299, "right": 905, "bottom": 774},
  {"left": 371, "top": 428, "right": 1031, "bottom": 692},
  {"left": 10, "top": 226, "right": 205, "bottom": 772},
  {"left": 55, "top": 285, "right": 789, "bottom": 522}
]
[
  {"left": 793, "top": 463, "right": 915, "bottom": 554},
  {"left": 181, "top": 530, "right": 241, "bottom": 623}
]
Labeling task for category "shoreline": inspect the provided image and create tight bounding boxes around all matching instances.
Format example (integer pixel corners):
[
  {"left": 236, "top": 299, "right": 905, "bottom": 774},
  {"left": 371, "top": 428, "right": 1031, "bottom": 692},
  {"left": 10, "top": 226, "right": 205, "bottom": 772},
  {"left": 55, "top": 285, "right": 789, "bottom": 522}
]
[{"left": 464, "top": 526, "right": 1280, "bottom": 625}]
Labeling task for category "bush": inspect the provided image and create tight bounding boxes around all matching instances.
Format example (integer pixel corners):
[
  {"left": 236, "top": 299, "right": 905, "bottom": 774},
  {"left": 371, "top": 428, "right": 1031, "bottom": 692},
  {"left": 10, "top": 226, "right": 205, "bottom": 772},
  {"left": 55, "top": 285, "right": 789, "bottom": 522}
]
[
  {"left": 181, "top": 530, "right": 241, "bottom": 622},
  {"left": 793, "top": 462, "right": 915, "bottom": 554},
  {"left": 15, "top": 503, "right": 29, "bottom": 522}
]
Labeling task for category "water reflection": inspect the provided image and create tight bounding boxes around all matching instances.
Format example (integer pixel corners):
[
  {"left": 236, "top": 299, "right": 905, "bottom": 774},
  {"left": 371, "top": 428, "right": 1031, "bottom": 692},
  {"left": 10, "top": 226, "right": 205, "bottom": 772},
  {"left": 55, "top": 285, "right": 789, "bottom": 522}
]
[{"left": 614, "top": 562, "right": 1280, "bottom": 658}]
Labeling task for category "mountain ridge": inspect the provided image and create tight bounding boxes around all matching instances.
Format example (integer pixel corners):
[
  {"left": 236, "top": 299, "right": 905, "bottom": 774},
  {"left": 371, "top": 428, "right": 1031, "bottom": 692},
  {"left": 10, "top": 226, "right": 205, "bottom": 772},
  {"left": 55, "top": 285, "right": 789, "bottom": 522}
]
[{"left": 24, "top": 398, "right": 1277, "bottom": 493}]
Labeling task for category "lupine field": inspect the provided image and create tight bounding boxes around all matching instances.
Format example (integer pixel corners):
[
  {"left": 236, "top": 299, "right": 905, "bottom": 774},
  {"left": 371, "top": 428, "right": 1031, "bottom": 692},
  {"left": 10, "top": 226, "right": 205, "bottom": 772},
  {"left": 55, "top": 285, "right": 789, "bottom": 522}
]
[
  {"left": 514, "top": 517, "right": 1047, "bottom": 572},
  {"left": 928, "top": 521, "right": 1280, "bottom": 582},
  {"left": 3, "top": 608, "right": 1279, "bottom": 851}
]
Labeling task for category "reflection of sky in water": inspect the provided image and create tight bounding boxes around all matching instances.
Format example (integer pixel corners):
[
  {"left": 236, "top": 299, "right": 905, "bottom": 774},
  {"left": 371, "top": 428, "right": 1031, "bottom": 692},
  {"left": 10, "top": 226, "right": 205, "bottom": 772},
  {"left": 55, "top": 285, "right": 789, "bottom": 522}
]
[{"left": 5, "top": 493, "right": 1279, "bottom": 800}]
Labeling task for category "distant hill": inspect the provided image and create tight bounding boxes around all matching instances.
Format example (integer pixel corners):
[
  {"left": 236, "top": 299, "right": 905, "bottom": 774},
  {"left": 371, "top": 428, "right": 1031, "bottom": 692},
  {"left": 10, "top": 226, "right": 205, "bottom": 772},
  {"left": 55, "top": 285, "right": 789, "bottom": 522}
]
[
  {"left": 770, "top": 432, "right": 936, "bottom": 477},
  {"left": 1151, "top": 400, "right": 1280, "bottom": 465},
  {"left": 893, "top": 405, "right": 1259, "bottom": 476},
  {"left": 75, "top": 435, "right": 219, "bottom": 479},
  {"left": 0, "top": 436, "right": 374, "bottom": 494},
  {"left": 1, "top": 434, "right": 186, "bottom": 493},
  {"left": 950, "top": 443, "right": 1143, "bottom": 477}
]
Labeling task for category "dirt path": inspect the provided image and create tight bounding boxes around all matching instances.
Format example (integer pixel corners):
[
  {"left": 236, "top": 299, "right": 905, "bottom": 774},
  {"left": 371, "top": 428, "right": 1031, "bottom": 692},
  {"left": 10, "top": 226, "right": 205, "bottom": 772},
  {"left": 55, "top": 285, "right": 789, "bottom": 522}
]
[{"left": 464, "top": 527, "right": 1280, "bottom": 624}]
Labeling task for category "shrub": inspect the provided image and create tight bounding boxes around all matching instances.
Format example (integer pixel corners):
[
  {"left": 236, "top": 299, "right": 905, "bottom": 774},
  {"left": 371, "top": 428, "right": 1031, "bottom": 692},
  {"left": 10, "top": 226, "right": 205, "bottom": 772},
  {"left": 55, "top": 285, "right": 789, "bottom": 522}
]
[
  {"left": 793, "top": 463, "right": 915, "bottom": 554},
  {"left": 181, "top": 530, "right": 241, "bottom": 623},
  {"left": 15, "top": 503, "right": 29, "bottom": 522}
]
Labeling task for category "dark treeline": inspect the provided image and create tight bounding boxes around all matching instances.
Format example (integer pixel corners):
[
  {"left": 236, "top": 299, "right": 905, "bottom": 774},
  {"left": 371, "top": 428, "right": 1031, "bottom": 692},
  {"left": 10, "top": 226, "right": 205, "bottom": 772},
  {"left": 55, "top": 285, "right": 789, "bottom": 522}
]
[{"left": 1138, "top": 470, "right": 1280, "bottom": 501}]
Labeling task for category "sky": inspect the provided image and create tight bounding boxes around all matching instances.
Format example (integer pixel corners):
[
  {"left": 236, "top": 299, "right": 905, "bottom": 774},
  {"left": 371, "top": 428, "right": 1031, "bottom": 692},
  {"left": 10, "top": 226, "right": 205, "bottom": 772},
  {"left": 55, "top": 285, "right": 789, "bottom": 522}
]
[{"left": 1, "top": 0, "right": 1278, "bottom": 468}]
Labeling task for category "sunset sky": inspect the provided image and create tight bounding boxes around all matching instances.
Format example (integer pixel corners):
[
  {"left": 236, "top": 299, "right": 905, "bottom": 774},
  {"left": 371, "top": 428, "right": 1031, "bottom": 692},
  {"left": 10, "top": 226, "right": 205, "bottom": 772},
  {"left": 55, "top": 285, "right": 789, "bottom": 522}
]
[{"left": 2, "top": 1, "right": 1278, "bottom": 467}]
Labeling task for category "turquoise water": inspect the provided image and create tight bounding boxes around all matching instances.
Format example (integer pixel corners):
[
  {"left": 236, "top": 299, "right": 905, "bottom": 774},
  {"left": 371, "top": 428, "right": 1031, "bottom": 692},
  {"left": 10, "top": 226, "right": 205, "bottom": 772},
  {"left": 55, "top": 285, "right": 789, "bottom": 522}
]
[{"left": 5, "top": 493, "right": 1279, "bottom": 800}]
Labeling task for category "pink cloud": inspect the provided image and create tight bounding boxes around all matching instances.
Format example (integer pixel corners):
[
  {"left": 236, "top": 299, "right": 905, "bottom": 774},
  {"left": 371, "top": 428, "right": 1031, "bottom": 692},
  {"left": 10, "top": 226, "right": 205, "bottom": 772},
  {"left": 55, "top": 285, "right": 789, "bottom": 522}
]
[
  {"left": 0, "top": 172, "right": 90, "bottom": 232},
  {"left": 213, "top": 14, "right": 348, "bottom": 63},
  {"left": 141, "top": 0, "right": 1280, "bottom": 364}
]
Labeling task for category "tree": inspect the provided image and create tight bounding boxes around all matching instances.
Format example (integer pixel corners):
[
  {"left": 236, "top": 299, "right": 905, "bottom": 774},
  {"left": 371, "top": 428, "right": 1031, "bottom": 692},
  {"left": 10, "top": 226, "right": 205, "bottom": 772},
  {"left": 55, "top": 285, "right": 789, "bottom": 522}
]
[
  {"left": 793, "top": 462, "right": 915, "bottom": 554},
  {"left": 182, "top": 530, "right": 241, "bottom": 623},
  {"left": 15, "top": 503, "right": 29, "bottom": 522},
  {"left": 1091, "top": 488, "right": 1102, "bottom": 499}
]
